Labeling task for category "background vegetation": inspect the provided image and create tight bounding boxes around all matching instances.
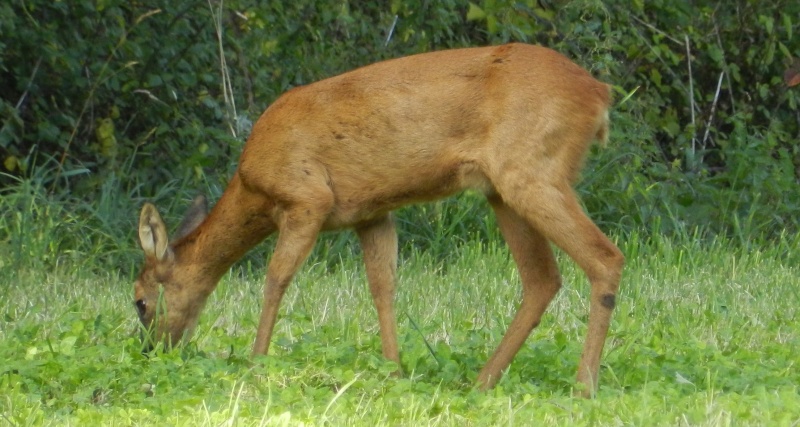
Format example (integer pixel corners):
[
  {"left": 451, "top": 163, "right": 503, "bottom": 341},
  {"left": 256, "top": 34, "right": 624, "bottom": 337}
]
[{"left": 1, "top": 0, "right": 798, "bottom": 275}]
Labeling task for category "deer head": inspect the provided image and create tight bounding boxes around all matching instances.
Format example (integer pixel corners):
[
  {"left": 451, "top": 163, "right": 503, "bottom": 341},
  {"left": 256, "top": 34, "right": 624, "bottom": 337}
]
[{"left": 134, "top": 196, "right": 209, "bottom": 350}]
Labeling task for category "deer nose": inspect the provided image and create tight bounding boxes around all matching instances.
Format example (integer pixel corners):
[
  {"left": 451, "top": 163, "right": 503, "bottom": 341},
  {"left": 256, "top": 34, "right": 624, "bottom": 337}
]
[{"left": 134, "top": 299, "right": 147, "bottom": 320}]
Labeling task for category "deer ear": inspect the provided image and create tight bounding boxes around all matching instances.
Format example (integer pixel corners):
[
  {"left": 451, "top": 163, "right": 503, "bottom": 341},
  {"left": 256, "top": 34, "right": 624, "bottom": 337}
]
[
  {"left": 139, "top": 202, "right": 171, "bottom": 262},
  {"left": 174, "top": 195, "right": 208, "bottom": 240}
]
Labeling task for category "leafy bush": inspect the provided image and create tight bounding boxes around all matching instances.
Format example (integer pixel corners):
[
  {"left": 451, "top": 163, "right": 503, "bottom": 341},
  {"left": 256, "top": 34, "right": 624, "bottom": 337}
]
[{"left": 1, "top": 0, "right": 798, "bottom": 273}]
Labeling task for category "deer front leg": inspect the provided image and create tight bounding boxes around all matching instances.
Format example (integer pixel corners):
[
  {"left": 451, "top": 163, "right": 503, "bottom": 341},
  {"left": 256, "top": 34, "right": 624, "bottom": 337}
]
[
  {"left": 356, "top": 215, "right": 401, "bottom": 370},
  {"left": 252, "top": 206, "right": 326, "bottom": 356}
]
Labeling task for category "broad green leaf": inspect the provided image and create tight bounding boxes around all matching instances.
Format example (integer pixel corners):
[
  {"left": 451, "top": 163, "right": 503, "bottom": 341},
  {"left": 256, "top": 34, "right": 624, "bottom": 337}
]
[
  {"left": 60, "top": 336, "right": 78, "bottom": 356},
  {"left": 651, "top": 68, "right": 662, "bottom": 87},
  {"left": 487, "top": 15, "right": 498, "bottom": 33},
  {"left": 466, "top": 2, "right": 486, "bottom": 21},
  {"left": 777, "top": 42, "right": 790, "bottom": 59},
  {"left": 759, "top": 15, "right": 774, "bottom": 34},
  {"left": 782, "top": 13, "right": 792, "bottom": 39}
]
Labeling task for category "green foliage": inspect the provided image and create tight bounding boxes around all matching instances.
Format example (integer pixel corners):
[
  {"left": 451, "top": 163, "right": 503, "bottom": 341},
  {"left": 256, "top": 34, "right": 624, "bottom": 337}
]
[
  {"left": 1, "top": 0, "right": 799, "bottom": 274},
  {"left": 597, "top": 0, "right": 800, "bottom": 238},
  {"left": 1, "top": 1, "right": 241, "bottom": 194}
]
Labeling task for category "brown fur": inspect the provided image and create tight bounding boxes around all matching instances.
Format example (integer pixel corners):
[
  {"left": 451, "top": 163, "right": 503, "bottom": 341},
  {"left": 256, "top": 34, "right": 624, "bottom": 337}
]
[{"left": 134, "top": 43, "right": 624, "bottom": 397}]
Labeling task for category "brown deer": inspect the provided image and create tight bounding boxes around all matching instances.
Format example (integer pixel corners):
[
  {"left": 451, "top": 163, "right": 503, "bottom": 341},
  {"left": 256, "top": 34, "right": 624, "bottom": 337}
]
[{"left": 134, "top": 43, "right": 624, "bottom": 397}]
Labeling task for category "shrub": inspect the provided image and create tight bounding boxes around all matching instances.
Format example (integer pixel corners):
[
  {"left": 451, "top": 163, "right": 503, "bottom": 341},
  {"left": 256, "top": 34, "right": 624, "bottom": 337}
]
[{"left": 1, "top": 0, "right": 798, "bottom": 273}]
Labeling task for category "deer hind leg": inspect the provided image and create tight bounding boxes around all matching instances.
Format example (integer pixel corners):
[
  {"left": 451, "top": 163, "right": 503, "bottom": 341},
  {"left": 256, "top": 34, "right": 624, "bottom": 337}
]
[
  {"left": 495, "top": 180, "right": 623, "bottom": 397},
  {"left": 356, "top": 214, "right": 401, "bottom": 371},
  {"left": 476, "top": 196, "right": 562, "bottom": 390},
  {"left": 252, "top": 192, "right": 333, "bottom": 356}
]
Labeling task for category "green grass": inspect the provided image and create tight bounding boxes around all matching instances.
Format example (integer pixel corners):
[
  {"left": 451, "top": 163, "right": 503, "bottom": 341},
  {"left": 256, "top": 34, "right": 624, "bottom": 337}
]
[{"left": 2, "top": 233, "right": 799, "bottom": 426}]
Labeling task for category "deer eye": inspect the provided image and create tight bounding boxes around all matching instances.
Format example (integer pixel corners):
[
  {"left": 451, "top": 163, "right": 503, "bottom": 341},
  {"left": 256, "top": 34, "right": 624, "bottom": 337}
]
[{"left": 135, "top": 299, "right": 147, "bottom": 317}]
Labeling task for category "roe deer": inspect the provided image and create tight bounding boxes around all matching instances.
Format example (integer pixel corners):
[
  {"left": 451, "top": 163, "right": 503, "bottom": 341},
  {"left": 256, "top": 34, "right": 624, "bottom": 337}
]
[{"left": 134, "top": 43, "right": 624, "bottom": 397}]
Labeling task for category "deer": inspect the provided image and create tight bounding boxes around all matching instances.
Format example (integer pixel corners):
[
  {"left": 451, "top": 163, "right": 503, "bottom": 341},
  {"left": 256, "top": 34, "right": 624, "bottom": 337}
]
[{"left": 134, "top": 43, "right": 624, "bottom": 397}]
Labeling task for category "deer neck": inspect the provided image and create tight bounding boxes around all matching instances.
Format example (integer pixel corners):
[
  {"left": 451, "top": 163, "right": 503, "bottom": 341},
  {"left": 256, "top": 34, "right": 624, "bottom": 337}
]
[{"left": 173, "top": 178, "right": 276, "bottom": 294}]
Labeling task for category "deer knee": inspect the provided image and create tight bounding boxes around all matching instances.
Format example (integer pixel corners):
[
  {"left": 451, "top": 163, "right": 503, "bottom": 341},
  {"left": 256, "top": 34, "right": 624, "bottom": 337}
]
[
  {"left": 538, "top": 273, "right": 562, "bottom": 298},
  {"left": 589, "top": 242, "right": 624, "bottom": 283},
  {"left": 369, "top": 280, "right": 396, "bottom": 298}
]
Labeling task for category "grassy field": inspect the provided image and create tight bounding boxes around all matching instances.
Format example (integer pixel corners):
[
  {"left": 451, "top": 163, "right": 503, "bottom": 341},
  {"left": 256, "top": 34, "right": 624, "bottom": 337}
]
[{"left": 2, "top": 233, "right": 799, "bottom": 426}]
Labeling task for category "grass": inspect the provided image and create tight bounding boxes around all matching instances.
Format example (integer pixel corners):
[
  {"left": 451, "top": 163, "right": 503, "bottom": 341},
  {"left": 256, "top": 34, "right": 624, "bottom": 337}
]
[{"left": 2, "top": 231, "right": 799, "bottom": 426}]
